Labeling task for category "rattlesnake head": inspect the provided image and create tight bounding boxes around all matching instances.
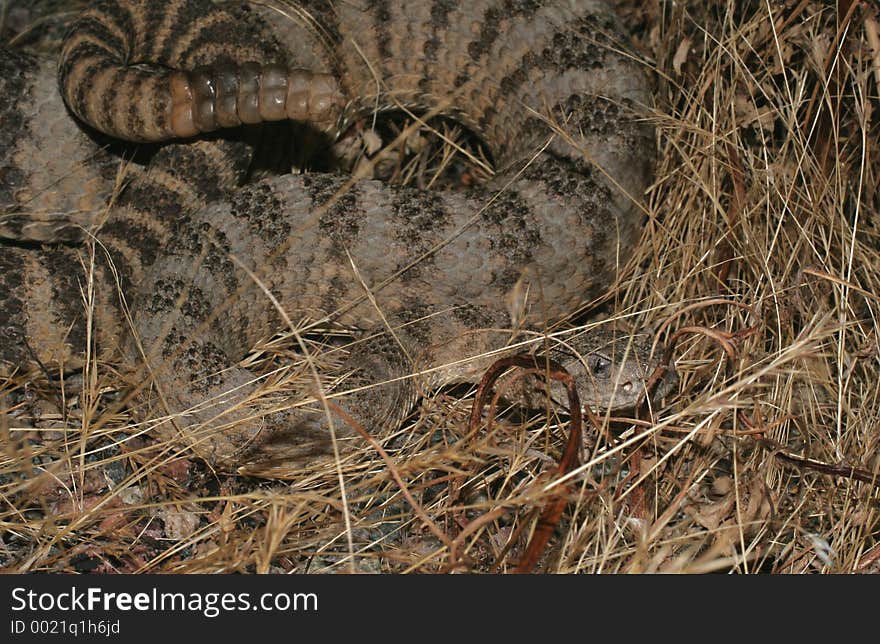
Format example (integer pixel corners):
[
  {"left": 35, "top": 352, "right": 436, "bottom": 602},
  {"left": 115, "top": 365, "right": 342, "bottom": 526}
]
[{"left": 498, "top": 329, "right": 677, "bottom": 413}]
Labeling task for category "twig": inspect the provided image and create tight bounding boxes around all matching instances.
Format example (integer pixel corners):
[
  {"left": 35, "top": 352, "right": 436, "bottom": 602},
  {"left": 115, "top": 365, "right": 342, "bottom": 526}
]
[{"left": 467, "top": 355, "right": 583, "bottom": 573}]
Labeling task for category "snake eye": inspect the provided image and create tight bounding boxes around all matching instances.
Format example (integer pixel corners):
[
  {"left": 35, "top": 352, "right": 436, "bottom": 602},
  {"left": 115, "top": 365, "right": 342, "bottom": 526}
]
[{"left": 590, "top": 356, "right": 611, "bottom": 377}]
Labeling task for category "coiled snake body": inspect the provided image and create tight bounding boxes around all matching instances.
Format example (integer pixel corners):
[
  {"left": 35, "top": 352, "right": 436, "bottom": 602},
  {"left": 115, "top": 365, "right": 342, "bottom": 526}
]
[{"left": 0, "top": 0, "right": 663, "bottom": 472}]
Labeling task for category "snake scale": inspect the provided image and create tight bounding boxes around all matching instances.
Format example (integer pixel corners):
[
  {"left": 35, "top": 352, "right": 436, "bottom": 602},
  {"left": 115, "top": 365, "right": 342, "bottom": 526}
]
[{"left": 0, "top": 0, "right": 666, "bottom": 472}]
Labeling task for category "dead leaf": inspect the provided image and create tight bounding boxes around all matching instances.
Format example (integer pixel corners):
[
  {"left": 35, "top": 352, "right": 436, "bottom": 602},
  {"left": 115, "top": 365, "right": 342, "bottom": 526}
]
[
  {"left": 673, "top": 37, "right": 691, "bottom": 75},
  {"left": 161, "top": 508, "right": 201, "bottom": 541}
]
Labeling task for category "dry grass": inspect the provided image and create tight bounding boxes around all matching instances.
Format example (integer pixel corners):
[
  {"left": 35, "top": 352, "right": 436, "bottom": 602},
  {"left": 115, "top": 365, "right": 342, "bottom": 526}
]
[{"left": 1, "top": 0, "right": 879, "bottom": 573}]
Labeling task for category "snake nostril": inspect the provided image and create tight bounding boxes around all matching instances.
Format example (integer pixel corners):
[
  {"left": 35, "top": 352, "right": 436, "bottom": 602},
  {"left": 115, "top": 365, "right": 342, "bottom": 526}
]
[{"left": 622, "top": 381, "right": 633, "bottom": 392}]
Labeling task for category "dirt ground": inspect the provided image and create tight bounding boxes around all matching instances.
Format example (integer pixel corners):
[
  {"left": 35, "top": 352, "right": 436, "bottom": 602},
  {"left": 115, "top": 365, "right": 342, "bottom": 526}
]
[{"left": 1, "top": 0, "right": 878, "bottom": 573}]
